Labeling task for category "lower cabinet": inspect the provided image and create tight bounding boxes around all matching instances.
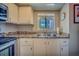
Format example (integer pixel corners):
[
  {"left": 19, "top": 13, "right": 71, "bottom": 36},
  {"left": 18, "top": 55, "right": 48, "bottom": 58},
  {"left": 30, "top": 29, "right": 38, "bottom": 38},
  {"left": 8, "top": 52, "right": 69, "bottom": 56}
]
[
  {"left": 17, "top": 38, "right": 69, "bottom": 56},
  {"left": 46, "top": 40, "right": 60, "bottom": 56},
  {"left": 18, "top": 38, "right": 33, "bottom": 56},
  {"left": 34, "top": 39, "right": 46, "bottom": 56},
  {"left": 20, "top": 46, "right": 33, "bottom": 56},
  {"left": 60, "top": 39, "right": 69, "bottom": 56},
  {"left": 34, "top": 39, "right": 60, "bottom": 56}
]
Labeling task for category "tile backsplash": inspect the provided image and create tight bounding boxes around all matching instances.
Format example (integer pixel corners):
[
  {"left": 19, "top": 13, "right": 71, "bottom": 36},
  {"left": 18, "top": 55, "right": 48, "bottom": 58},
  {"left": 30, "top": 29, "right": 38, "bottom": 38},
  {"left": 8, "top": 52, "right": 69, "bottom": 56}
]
[
  {"left": 17, "top": 25, "right": 33, "bottom": 31},
  {"left": 0, "top": 23, "right": 33, "bottom": 33},
  {"left": 0, "top": 23, "right": 7, "bottom": 33}
]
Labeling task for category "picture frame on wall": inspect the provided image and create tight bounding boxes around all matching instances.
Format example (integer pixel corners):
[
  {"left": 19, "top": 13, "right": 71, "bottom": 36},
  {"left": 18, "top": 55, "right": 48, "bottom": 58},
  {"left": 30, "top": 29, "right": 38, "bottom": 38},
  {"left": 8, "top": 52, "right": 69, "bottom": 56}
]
[{"left": 74, "top": 4, "right": 79, "bottom": 23}]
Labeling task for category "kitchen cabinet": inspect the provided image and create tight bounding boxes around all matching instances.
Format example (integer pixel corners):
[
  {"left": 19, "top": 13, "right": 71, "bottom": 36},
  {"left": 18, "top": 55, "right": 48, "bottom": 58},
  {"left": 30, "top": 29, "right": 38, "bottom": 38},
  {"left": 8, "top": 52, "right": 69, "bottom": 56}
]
[
  {"left": 16, "top": 38, "right": 69, "bottom": 56},
  {"left": 18, "top": 6, "right": 33, "bottom": 24},
  {"left": 34, "top": 39, "right": 46, "bottom": 56},
  {"left": 7, "top": 4, "right": 33, "bottom": 24},
  {"left": 7, "top": 4, "right": 18, "bottom": 24},
  {"left": 18, "top": 38, "right": 33, "bottom": 56},
  {"left": 20, "top": 46, "right": 33, "bottom": 56},
  {"left": 34, "top": 39, "right": 60, "bottom": 56},
  {"left": 46, "top": 40, "right": 60, "bottom": 56},
  {"left": 60, "top": 39, "right": 69, "bottom": 56}
]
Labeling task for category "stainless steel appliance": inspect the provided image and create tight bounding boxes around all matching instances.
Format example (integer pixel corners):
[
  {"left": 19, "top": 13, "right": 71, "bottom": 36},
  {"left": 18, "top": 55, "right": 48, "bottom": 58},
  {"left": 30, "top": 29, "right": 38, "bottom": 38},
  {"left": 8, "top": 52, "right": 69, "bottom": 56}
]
[
  {"left": 0, "top": 4, "right": 8, "bottom": 21},
  {"left": 0, "top": 37, "right": 16, "bottom": 56}
]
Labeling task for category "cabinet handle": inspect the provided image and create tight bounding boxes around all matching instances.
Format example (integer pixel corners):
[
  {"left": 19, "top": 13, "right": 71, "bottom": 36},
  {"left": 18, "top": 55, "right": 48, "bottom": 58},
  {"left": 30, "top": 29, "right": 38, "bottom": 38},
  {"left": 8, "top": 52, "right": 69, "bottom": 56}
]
[
  {"left": 30, "top": 48, "right": 32, "bottom": 50},
  {"left": 61, "top": 48, "right": 63, "bottom": 51}
]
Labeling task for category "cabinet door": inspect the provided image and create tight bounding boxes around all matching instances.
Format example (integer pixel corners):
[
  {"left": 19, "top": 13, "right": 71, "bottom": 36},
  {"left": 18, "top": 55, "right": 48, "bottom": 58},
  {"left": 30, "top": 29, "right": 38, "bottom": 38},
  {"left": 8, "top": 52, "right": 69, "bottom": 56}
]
[
  {"left": 19, "top": 6, "right": 33, "bottom": 24},
  {"left": 20, "top": 46, "right": 33, "bottom": 56},
  {"left": 60, "top": 39, "right": 69, "bottom": 56},
  {"left": 27, "top": 6, "right": 33, "bottom": 24},
  {"left": 46, "top": 40, "right": 60, "bottom": 56},
  {"left": 7, "top": 4, "right": 18, "bottom": 23},
  {"left": 19, "top": 38, "right": 33, "bottom": 56},
  {"left": 34, "top": 39, "right": 46, "bottom": 56}
]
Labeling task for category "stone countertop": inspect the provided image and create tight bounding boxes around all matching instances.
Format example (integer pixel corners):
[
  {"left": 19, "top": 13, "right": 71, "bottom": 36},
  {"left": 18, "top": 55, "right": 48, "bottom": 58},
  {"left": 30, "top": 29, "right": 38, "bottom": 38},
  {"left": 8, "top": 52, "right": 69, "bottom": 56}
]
[
  {"left": 16, "top": 36, "right": 70, "bottom": 39},
  {"left": 0, "top": 31, "right": 70, "bottom": 39},
  {"left": 1, "top": 36, "right": 70, "bottom": 39},
  {"left": 4, "top": 34, "right": 70, "bottom": 39}
]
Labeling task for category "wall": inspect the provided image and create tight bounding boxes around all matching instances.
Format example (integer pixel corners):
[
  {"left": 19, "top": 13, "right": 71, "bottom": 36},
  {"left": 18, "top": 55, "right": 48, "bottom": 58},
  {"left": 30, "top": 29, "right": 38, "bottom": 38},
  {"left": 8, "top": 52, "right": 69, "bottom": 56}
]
[
  {"left": 69, "top": 4, "right": 79, "bottom": 56},
  {"left": 60, "top": 3, "right": 79, "bottom": 56},
  {"left": 33, "top": 10, "right": 60, "bottom": 31},
  {"left": 69, "top": 3, "right": 79, "bottom": 55},
  {"left": 60, "top": 4, "right": 69, "bottom": 33},
  {"left": 0, "top": 23, "right": 6, "bottom": 33}
]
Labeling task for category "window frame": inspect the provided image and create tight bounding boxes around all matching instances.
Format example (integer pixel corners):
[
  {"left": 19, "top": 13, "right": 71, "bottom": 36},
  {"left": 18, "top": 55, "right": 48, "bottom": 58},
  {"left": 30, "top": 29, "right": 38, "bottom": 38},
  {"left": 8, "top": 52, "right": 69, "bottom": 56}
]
[{"left": 37, "top": 13, "right": 56, "bottom": 32}]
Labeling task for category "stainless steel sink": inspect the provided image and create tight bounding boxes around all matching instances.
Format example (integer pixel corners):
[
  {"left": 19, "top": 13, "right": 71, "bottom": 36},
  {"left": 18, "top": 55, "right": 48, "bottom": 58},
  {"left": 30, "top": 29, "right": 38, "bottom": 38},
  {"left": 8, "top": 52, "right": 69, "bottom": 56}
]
[{"left": 37, "top": 32, "right": 57, "bottom": 38}]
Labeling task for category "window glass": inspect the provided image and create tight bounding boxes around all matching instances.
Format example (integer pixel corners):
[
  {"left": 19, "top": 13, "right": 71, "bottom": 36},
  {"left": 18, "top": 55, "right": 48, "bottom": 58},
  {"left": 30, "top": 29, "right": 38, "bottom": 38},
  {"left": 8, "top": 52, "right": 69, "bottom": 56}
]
[
  {"left": 39, "top": 14, "right": 55, "bottom": 31},
  {"left": 46, "top": 16, "right": 55, "bottom": 30},
  {"left": 39, "top": 16, "right": 46, "bottom": 29}
]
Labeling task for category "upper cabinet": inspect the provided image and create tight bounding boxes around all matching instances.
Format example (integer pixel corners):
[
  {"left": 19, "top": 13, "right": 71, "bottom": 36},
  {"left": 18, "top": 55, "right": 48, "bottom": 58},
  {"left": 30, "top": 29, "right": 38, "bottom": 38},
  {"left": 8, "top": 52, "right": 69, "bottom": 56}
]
[
  {"left": 7, "top": 4, "right": 18, "bottom": 24},
  {"left": 7, "top": 4, "right": 34, "bottom": 25},
  {"left": 18, "top": 6, "right": 33, "bottom": 25}
]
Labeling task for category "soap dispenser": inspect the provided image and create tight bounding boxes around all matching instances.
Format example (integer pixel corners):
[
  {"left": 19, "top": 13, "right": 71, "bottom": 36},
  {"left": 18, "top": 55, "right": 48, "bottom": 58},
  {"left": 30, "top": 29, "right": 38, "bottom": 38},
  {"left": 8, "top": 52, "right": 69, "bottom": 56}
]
[{"left": 57, "top": 27, "right": 59, "bottom": 34}]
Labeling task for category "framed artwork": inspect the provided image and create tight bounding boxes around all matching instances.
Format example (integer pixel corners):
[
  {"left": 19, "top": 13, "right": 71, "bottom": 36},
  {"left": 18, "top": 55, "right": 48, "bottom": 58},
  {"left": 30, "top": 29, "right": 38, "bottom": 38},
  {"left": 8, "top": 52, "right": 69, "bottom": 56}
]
[{"left": 74, "top": 4, "right": 79, "bottom": 23}]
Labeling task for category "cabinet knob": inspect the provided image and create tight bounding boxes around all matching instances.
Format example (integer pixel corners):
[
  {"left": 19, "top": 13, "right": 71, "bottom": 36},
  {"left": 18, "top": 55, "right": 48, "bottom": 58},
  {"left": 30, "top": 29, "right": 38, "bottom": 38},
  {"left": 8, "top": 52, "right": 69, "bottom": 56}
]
[{"left": 30, "top": 48, "right": 32, "bottom": 50}]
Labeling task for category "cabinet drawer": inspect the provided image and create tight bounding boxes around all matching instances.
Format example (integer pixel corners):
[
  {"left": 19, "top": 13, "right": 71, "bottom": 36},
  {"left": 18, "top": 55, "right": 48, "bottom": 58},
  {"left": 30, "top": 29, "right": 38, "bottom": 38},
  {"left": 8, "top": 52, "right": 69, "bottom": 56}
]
[
  {"left": 19, "top": 38, "right": 33, "bottom": 46},
  {"left": 20, "top": 41, "right": 33, "bottom": 46}
]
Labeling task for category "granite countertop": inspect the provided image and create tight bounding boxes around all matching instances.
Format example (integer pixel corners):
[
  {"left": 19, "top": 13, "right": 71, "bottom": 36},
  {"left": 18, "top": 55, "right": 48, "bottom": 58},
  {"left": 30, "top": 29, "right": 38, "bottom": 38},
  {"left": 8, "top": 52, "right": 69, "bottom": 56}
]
[
  {"left": 16, "top": 36, "right": 70, "bottom": 39},
  {"left": 4, "top": 34, "right": 70, "bottom": 39},
  {"left": 0, "top": 31, "right": 70, "bottom": 39}
]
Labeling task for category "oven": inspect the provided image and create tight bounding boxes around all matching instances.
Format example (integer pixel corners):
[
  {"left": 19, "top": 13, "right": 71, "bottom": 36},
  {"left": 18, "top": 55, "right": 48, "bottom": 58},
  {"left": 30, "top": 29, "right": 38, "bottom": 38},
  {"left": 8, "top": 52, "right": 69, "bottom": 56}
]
[{"left": 0, "top": 37, "right": 16, "bottom": 56}]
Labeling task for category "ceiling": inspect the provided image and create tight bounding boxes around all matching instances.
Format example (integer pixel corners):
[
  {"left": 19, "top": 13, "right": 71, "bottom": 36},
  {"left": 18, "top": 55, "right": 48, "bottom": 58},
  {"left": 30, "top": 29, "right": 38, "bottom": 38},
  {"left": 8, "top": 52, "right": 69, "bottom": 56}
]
[{"left": 17, "top": 3, "right": 65, "bottom": 10}]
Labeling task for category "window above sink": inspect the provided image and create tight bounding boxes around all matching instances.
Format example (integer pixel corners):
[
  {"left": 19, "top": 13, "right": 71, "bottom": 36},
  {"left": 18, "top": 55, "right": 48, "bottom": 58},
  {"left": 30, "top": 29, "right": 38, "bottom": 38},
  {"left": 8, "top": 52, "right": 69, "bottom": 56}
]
[{"left": 38, "top": 13, "right": 56, "bottom": 32}]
